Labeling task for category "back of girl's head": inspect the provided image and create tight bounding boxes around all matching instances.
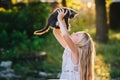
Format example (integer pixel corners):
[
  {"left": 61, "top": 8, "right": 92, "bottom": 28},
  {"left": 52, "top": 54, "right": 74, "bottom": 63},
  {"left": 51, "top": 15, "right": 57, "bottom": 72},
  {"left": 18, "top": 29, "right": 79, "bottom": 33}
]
[{"left": 76, "top": 31, "right": 95, "bottom": 80}]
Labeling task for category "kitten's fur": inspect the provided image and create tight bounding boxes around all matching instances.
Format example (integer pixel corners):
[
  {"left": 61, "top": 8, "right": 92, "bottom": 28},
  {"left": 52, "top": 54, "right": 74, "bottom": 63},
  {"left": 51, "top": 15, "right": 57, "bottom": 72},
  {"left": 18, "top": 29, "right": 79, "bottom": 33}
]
[{"left": 34, "top": 8, "right": 77, "bottom": 35}]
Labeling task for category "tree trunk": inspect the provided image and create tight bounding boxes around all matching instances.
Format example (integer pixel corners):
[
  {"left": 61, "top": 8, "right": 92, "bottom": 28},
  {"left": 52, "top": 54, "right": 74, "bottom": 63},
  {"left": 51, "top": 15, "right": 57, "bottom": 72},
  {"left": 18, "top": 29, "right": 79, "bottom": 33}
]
[
  {"left": 62, "top": 0, "right": 67, "bottom": 7},
  {"left": 95, "top": 0, "right": 108, "bottom": 43},
  {"left": 109, "top": 3, "right": 120, "bottom": 30}
]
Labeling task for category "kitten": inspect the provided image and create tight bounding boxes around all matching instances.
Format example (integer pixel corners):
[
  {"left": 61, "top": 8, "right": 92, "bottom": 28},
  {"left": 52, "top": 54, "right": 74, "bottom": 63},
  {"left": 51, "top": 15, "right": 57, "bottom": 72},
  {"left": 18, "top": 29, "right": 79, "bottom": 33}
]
[{"left": 34, "top": 8, "right": 77, "bottom": 35}]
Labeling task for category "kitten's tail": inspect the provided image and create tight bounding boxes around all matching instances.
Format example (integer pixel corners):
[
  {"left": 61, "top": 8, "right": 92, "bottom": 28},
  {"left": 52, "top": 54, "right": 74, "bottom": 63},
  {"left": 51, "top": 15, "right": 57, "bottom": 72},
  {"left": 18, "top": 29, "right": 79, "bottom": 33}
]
[{"left": 34, "top": 24, "right": 50, "bottom": 35}]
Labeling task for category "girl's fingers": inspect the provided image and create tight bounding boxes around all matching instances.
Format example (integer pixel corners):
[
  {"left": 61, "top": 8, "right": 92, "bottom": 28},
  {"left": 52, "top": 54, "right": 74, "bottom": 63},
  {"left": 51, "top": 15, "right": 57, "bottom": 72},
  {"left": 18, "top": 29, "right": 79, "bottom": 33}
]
[
  {"left": 57, "top": 10, "right": 60, "bottom": 13},
  {"left": 58, "top": 8, "right": 64, "bottom": 13},
  {"left": 59, "top": 8, "right": 62, "bottom": 12},
  {"left": 57, "top": 10, "right": 59, "bottom": 13},
  {"left": 61, "top": 9, "right": 64, "bottom": 13},
  {"left": 57, "top": 8, "right": 67, "bottom": 16},
  {"left": 64, "top": 10, "right": 67, "bottom": 16},
  {"left": 57, "top": 8, "right": 62, "bottom": 13}
]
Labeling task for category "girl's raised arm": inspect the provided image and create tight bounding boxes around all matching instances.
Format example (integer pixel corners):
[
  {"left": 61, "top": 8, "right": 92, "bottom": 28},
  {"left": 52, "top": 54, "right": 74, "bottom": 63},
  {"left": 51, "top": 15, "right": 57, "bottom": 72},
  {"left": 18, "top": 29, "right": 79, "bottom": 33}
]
[
  {"left": 53, "top": 29, "right": 67, "bottom": 48},
  {"left": 57, "top": 9, "right": 78, "bottom": 55}
]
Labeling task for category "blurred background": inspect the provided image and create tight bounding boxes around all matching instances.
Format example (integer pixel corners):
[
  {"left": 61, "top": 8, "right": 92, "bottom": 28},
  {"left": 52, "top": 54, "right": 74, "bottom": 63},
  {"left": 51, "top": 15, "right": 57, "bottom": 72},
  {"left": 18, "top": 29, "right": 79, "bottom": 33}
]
[{"left": 0, "top": 0, "right": 120, "bottom": 80}]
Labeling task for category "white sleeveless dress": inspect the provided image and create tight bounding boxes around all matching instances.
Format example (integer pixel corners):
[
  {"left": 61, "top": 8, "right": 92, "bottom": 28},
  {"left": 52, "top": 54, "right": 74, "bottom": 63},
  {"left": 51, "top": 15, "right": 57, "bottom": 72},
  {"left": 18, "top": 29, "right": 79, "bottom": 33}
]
[{"left": 60, "top": 47, "right": 80, "bottom": 80}]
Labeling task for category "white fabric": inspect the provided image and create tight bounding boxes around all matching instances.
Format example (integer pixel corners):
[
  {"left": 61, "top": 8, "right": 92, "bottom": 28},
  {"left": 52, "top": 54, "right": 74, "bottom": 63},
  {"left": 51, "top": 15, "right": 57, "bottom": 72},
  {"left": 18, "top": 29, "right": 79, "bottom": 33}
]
[{"left": 60, "top": 47, "right": 80, "bottom": 80}]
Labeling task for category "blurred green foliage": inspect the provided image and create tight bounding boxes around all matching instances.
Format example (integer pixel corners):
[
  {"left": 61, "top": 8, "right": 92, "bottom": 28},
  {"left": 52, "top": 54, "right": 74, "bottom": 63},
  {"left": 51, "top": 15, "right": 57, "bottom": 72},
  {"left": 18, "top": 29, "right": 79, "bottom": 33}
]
[
  {"left": 0, "top": 2, "right": 51, "bottom": 60},
  {"left": 96, "top": 30, "right": 120, "bottom": 78}
]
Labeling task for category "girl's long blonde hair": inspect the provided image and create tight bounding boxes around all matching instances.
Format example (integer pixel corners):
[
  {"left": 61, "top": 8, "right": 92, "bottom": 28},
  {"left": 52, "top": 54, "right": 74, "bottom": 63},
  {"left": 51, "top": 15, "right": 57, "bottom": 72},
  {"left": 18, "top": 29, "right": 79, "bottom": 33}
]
[{"left": 76, "top": 32, "right": 95, "bottom": 80}]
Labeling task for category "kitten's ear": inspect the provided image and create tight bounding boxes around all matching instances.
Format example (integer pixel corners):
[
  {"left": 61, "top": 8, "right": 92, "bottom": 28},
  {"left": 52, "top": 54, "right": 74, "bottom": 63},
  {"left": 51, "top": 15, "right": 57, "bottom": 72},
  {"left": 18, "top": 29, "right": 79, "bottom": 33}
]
[
  {"left": 72, "top": 10, "right": 77, "bottom": 15},
  {"left": 69, "top": 9, "right": 77, "bottom": 18}
]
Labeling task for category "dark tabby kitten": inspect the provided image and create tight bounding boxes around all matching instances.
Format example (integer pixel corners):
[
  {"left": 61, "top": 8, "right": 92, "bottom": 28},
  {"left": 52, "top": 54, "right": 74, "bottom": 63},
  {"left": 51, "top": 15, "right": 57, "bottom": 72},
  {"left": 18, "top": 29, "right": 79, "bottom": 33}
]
[{"left": 34, "top": 8, "right": 77, "bottom": 35}]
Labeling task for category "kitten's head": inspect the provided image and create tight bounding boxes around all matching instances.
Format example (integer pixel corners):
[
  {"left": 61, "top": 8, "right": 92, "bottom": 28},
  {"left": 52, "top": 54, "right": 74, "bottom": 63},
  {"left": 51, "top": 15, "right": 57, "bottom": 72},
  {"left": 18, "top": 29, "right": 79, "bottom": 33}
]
[
  {"left": 67, "top": 8, "right": 77, "bottom": 19},
  {"left": 55, "top": 8, "right": 77, "bottom": 19},
  {"left": 55, "top": 8, "right": 77, "bottom": 28}
]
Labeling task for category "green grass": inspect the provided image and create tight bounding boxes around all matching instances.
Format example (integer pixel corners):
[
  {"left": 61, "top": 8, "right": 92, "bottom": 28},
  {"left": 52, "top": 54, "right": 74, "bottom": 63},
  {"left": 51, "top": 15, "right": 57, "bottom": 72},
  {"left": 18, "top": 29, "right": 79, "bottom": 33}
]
[{"left": 95, "top": 30, "right": 120, "bottom": 78}]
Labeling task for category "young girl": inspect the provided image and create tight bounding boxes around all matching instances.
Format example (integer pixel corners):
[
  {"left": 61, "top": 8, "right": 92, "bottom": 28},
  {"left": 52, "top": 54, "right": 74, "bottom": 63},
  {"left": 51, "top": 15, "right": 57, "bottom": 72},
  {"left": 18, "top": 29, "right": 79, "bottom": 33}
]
[{"left": 53, "top": 8, "right": 95, "bottom": 80}]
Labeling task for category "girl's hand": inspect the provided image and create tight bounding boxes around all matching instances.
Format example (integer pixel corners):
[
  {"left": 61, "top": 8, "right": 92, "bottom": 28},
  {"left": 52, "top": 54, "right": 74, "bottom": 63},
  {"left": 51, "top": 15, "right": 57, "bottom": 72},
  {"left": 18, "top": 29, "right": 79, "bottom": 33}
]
[{"left": 57, "top": 8, "right": 67, "bottom": 22}]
